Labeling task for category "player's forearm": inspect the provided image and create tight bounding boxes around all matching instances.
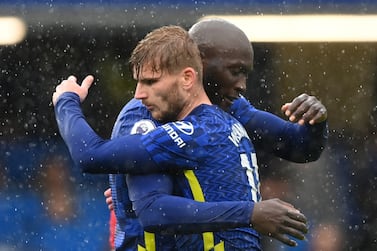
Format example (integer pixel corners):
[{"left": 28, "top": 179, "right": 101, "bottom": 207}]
[
  {"left": 54, "top": 93, "right": 159, "bottom": 174},
  {"left": 247, "top": 114, "right": 328, "bottom": 162},
  {"left": 134, "top": 195, "right": 253, "bottom": 234}
]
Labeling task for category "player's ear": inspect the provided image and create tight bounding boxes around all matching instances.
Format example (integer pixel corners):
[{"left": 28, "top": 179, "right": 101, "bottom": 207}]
[{"left": 181, "top": 67, "right": 196, "bottom": 89}]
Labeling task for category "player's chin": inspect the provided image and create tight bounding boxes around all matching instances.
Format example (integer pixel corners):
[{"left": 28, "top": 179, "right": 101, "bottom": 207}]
[{"left": 150, "top": 110, "right": 162, "bottom": 121}]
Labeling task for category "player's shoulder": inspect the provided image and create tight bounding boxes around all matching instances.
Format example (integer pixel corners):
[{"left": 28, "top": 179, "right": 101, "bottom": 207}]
[
  {"left": 116, "top": 99, "right": 153, "bottom": 121},
  {"left": 112, "top": 99, "right": 158, "bottom": 137},
  {"left": 202, "top": 104, "right": 235, "bottom": 122},
  {"left": 120, "top": 98, "right": 146, "bottom": 114},
  {"left": 188, "top": 104, "right": 237, "bottom": 132},
  {"left": 193, "top": 104, "right": 226, "bottom": 116}
]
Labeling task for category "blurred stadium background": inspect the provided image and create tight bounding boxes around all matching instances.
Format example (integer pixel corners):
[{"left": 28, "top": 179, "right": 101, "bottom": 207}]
[{"left": 0, "top": 1, "right": 376, "bottom": 250}]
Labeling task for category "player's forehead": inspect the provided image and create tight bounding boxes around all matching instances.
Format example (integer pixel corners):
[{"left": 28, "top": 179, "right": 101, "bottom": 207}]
[
  {"left": 132, "top": 63, "right": 163, "bottom": 80},
  {"left": 208, "top": 48, "right": 253, "bottom": 70}
]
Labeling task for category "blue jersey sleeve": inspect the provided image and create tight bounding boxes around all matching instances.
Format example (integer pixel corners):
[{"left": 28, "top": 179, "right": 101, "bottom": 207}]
[
  {"left": 230, "top": 96, "right": 328, "bottom": 162},
  {"left": 55, "top": 93, "right": 210, "bottom": 174},
  {"left": 126, "top": 174, "right": 254, "bottom": 234},
  {"left": 54, "top": 93, "right": 163, "bottom": 174}
]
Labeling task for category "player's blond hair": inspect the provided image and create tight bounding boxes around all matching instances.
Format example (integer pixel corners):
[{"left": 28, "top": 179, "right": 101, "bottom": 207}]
[{"left": 129, "top": 25, "right": 203, "bottom": 83}]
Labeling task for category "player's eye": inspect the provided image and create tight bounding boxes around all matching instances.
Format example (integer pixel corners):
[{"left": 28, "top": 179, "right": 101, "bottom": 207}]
[
  {"left": 142, "top": 79, "right": 158, "bottom": 85},
  {"left": 230, "top": 67, "right": 248, "bottom": 78}
]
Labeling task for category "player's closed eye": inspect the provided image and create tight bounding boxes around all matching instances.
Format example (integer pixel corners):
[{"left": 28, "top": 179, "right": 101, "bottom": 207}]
[
  {"left": 230, "top": 67, "right": 248, "bottom": 78},
  {"left": 141, "top": 79, "right": 158, "bottom": 85}
]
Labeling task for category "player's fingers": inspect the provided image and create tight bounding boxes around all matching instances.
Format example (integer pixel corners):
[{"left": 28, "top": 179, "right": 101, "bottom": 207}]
[
  {"left": 286, "top": 218, "right": 308, "bottom": 234},
  {"left": 285, "top": 93, "right": 308, "bottom": 114},
  {"left": 279, "top": 224, "right": 307, "bottom": 241},
  {"left": 308, "top": 107, "right": 327, "bottom": 125},
  {"left": 293, "top": 93, "right": 309, "bottom": 104},
  {"left": 273, "top": 233, "right": 298, "bottom": 247},
  {"left": 287, "top": 210, "right": 307, "bottom": 224},
  {"left": 297, "top": 101, "right": 327, "bottom": 125},
  {"left": 52, "top": 92, "right": 59, "bottom": 105},
  {"left": 108, "top": 203, "right": 114, "bottom": 210},
  {"left": 81, "top": 75, "right": 94, "bottom": 91},
  {"left": 53, "top": 81, "right": 68, "bottom": 105},
  {"left": 67, "top": 75, "right": 77, "bottom": 82},
  {"left": 104, "top": 188, "right": 111, "bottom": 197},
  {"left": 55, "top": 80, "right": 67, "bottom": 91},
  {"left": 106, "top": 196, "right": 113, "bottom": 205},
  {"left": 281, "top": 103, "right": 290, "bottom": 114},
  {"left": 290, "top": 99, "right": 316, "bottom": 122}
]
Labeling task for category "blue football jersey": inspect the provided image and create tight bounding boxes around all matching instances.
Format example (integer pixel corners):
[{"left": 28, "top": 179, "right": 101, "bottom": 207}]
[
  {"left": 55, "top": 93, "right": 261, "bottom": 250},
  {"left": 126, "top": 102, "right": 261, "bottom": 250}
]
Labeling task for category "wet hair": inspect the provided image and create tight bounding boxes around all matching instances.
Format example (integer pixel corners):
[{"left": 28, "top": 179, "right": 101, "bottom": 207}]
[{"left": 129, "top": 25, "right": 203, "bottom": 82}]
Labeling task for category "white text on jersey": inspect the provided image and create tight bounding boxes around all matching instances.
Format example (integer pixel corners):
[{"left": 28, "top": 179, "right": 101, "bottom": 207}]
[
  {"left": 228, "top": 123, "right": 250, "bottom": 147},
  {"left": 162, "top": 123, "right": 187, "bottom": 148}
]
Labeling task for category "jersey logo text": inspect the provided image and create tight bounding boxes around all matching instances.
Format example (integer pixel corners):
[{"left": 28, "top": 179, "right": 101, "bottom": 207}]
[
  {"left": 228, "top": 123, "right": 250, "bottom": 147},
  {"left": 162, "top": 123, "right": 187, "bottom": 148}
]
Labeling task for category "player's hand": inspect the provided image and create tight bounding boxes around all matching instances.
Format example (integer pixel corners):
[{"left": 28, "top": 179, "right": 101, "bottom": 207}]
[
  {"left": 104, "top": 188, "right": 114, "bottom": 211},
  {"left": 251, "top": 198, "right": 308, "bottom": 247},
  {"left": 281, "top": 93, "right": 327, "bottom": 125},
  {"left": 52, "top": 75, "right": 94, "bottom": 106}
]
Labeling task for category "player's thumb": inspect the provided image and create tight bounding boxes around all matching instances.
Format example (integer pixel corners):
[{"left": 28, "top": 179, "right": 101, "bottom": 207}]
[{"left": 81, "top": 75, "right": 94, "bottom": 91}]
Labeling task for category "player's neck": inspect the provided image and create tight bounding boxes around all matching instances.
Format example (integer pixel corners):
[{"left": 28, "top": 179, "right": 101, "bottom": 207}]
[{"left": 177, "top": 90, "right": 211, "bottom": 120}]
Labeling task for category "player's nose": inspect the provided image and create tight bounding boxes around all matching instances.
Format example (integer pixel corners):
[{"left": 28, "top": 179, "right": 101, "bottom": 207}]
[
  {"left": 235, "top": 79, "right": 246, "bottom": 95},
  {"left": 134, "top": 83, "right": 147, "bottom": 99}
]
